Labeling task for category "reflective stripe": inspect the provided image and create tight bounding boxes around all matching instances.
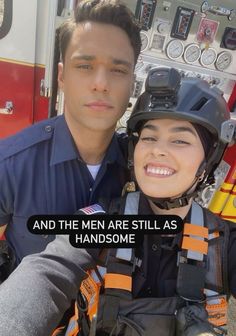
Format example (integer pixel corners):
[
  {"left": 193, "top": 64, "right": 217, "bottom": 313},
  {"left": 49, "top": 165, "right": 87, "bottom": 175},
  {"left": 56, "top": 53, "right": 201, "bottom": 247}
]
[
  {"left": 186, "top": 201, "right": 207, "bottom": 261},
  {"left": 65, "top": 305, "right": 79, "bottom": 336},
  {"left": 183, "top": 223, "right": 208, "bottom": 238},
  {"left": 124, "top": 192, "right": 140, "bottom": 214},
  {"left": 204, "top": 289, "right": 222, "bottom": 304},
  {"left": 116, "top": 248, "right": 133, "bottom": 261},
  {"left": 65, "top": 319, "right": 78, "bottom": 336},
  {"left": 104, "top": 273, "right": 132, "bottom": 291},
  {"left": 182, "top": 236, "right": 208, "bottom": 255},
  {"left": 209, "top": 182, "right": 234, "bottom": 214},
  {"left": 221, "top": 184, "right": 236, "bottom": 223}
]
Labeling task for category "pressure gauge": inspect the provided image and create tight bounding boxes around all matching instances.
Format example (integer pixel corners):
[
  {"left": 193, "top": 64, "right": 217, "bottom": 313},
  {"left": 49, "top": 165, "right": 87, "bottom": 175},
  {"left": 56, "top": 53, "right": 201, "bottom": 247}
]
[
  {"left": 183, "top": 44, "right": 201, "bottom": 64},
  {"left": 0, "top": 0, "right": 4, "bottom": 27},
  {"left": 140, "top": 31, "right": 149, "bottom": 52},
  {"left": 200, "top": 47, "right": 217, "bottom": 66},
  {"left": 0, "top": 0, "right": 12, "bottom": 39},
  {"left": 215, "top": 51, "right": 232, "bottom": 71},
  {"left": 157, "top": 22, "right": 170, "bottom": 35},
  {"left": 166, "top": 39, "right": 184, "bottom": 60}
]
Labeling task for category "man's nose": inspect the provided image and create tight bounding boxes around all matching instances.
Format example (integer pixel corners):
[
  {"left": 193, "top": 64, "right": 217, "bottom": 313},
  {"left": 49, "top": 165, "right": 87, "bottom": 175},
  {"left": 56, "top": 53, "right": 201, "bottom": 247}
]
[{"left": 92, "top": 67, "right": 109, "bottom": 93}]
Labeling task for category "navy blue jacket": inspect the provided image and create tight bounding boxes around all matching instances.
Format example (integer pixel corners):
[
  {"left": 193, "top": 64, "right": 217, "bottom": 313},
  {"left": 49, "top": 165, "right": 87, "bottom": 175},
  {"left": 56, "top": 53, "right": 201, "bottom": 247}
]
[{"left": 0, "top": 115, "right": 129, "bottom": 263}]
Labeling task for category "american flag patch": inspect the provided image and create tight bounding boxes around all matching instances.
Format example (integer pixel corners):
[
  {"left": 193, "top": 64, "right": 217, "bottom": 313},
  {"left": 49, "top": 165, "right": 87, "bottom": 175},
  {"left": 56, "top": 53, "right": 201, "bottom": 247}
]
[{"left": 80, "top": 204, "right": 106, "bottom": 215}]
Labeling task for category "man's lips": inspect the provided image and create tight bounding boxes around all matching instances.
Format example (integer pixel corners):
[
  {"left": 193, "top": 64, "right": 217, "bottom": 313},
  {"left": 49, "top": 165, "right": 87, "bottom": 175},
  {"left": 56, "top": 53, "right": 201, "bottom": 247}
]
[
  {"left": 85, "top": 101, "right": 113, "bottom": 110},
  {"left": 144, "top": 164, "right": 176, "bottom": 177}
]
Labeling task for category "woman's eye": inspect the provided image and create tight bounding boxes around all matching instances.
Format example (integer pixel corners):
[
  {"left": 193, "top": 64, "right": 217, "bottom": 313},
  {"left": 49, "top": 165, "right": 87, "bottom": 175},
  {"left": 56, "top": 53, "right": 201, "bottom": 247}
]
[
  {"left": 140, "top": 137, "right": 157, "bottom": 143},
  {"left": 172, "top": 139, "right": 190, "bottom": 145}
]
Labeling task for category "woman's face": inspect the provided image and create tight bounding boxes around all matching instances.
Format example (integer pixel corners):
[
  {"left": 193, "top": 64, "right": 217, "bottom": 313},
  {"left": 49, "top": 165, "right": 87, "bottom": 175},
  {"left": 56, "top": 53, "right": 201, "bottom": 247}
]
[{"left": 134, "top": 119, "right": 205, "bottom": 199}]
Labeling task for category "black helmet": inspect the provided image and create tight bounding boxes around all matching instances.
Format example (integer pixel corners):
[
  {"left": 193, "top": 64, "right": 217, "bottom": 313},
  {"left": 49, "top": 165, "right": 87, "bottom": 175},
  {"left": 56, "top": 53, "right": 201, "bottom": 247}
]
[{"left": 127, "top": 67, "right": 235, "bottom": 209}]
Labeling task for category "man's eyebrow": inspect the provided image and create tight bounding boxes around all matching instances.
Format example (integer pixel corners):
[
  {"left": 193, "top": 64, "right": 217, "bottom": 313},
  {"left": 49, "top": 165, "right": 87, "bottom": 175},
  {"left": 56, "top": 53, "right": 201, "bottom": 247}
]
[
  {"left": 112, "top": 58, "right": 133, "bottom": 68},
  {"left": 142, "top": 124, "right": 197, "bottom": 137},
  {"left": 71, "top": 55, "right": 132, "bottom": 68},
  {"left": 71, "top": 55, "right": 95, "bottom": 61}
]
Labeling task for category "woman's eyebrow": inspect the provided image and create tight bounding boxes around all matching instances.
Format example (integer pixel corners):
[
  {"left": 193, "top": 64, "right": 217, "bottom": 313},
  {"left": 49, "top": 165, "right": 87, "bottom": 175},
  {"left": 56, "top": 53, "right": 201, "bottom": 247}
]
[
  {"left": 170, "top": 126, "right": 197, "bottom": 137},
  {"left": 142, "top": 124, "right": 157, "bottom": 131},
  {"left": 142, "top": 124, "right": 197, "bottom": 137}
]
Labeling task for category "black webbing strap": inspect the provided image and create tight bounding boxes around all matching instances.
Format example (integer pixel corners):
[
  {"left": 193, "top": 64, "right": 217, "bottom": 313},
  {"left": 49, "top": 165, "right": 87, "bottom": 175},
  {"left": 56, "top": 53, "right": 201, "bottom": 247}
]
[
  {"left": 101, "top": 251, "right": 133, "bottom": 331},
  {"left": 177, "top": 262, "right": 206, "bottom": 302}
]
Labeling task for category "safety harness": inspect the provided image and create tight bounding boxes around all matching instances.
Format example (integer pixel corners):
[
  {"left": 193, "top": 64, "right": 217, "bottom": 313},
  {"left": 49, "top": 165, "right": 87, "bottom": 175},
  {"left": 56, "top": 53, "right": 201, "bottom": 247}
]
[{"left": 53, "top": 192, "right": 229, "bottom": 336}]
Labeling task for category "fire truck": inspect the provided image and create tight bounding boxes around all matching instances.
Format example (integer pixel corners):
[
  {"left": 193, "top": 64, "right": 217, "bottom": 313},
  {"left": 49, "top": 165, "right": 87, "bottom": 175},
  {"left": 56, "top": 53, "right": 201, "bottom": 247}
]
[{"left": 0, "top": 0, "right": 236, "bottom": 220}]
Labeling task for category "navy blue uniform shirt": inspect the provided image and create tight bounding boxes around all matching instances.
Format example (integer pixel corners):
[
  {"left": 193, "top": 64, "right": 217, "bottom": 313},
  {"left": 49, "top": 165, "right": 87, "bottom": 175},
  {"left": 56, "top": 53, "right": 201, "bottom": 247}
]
[{"left": 0, "top": 115, "right": 129, "bottom": 264}]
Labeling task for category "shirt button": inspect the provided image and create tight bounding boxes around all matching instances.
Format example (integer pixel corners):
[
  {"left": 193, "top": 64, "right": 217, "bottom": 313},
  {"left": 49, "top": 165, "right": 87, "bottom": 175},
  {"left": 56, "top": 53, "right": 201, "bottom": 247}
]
[
  {"left": 152, "top": 243, "right": 158, "bottom": 251},
  {"left": 45, "top": 125, "right": 52, "bottom": 133},
  {"left": 147, "top": 287, "right": 152, "bottom": 294}
]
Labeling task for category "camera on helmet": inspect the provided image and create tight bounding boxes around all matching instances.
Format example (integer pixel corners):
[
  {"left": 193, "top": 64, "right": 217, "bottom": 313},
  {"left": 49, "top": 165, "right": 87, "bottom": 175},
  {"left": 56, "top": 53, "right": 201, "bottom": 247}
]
[{"left": 145, "top": 67, "right": 181, "bottom": 108}]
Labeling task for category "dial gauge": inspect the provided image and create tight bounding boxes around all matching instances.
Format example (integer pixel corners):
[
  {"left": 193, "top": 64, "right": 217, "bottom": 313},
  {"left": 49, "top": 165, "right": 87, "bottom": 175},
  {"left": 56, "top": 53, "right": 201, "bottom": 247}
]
[
  {"left": 166, "top": 39, "right": 184, "bottom": 60},
  {"left": 183, "top": 44, "right": 201, "bottom": 64},
  {"left": 0, "top": 0, "right": 4, "bottom": 27},
  {"left": 140, "top": 31, "right": 149, "bottom": 52},
  {"left": 200, "top": 47, "right": 217, "bottom": 66},
  {"left": 157, "top": 22, "right": 170, "bottom": 35},
  {"left": 215, "top": 51, "right": 232, "bottom": 71}
]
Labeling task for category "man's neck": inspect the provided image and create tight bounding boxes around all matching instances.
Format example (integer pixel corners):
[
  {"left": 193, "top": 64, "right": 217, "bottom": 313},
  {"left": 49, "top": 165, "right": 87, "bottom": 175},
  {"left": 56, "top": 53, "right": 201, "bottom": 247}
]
[{"left": 65, "top": 117, "right": 115, "bottom": 165}]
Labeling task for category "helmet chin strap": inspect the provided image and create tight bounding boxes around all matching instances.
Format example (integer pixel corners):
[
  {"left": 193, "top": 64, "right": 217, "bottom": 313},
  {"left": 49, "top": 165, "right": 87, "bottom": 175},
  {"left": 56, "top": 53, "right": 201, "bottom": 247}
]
[{"left": 143, "top": 161, "right": 207, "bottom": 210}]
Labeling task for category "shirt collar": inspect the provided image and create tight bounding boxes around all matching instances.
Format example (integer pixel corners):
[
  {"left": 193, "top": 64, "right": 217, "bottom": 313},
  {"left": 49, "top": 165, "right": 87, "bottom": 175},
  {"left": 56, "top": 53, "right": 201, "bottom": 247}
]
[
  {"left": 50, "top": 115, "right": 79, "bottom": 166},
  {"left": 102, "top": 133, "right": 127, "bottom": 168},
  {"left": 50, "top": 115, "right": 127, "bottom": 168}
]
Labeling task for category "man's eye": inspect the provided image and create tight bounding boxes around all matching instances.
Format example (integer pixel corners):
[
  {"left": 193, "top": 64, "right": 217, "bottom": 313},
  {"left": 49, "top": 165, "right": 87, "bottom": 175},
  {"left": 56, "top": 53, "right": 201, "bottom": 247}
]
[
  {"left": 76, "top": 64, "right": 91, "bottom": 69},
  {"left": 112, "top": 68, "right": 128, "bottom": 74}
]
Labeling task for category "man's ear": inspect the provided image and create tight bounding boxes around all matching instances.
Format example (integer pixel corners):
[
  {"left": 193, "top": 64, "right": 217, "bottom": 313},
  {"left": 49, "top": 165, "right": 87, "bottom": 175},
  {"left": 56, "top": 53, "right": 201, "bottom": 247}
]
[{"left": 58, "top": 62, "right": 64, "bottom": 91}]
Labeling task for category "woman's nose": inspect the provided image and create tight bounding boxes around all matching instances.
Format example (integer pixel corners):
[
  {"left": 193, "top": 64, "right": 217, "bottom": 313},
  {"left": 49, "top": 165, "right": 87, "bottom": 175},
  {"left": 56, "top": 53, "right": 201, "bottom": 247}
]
[{"left": 152, "top": 140, "right": 169, "bottom": 157}]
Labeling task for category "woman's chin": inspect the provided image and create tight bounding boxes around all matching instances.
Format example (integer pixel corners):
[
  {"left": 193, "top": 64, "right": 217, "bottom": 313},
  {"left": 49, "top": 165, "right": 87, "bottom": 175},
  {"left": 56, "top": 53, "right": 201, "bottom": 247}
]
[{"left": 142, "top": 191, "right": 173, "bottom": 199}]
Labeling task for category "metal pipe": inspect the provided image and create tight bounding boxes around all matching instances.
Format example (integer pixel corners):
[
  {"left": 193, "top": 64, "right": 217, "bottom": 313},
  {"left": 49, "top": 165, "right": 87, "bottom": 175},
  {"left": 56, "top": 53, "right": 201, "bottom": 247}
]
[{"left": 64, "top": 0, "right": 76, "bottom": 10}]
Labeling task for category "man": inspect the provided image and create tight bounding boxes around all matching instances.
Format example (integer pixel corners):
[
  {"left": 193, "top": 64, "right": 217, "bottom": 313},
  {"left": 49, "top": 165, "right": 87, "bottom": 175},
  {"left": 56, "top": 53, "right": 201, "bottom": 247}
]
[{"left": 0, "top": 0, "right": 141, "bottom": 264}]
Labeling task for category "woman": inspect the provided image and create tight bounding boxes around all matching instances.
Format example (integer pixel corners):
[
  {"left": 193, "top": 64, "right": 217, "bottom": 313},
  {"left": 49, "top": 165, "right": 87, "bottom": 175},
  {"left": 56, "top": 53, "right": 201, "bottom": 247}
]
[{"left": 55, "top": 68, "right": 236, "bottom": 336}]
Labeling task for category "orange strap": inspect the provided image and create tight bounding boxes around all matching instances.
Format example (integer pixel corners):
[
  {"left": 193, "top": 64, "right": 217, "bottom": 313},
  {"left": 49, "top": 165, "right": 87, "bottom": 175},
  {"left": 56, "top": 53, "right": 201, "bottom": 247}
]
[
  {"left": 104, "top": 273, "right": 132, "bottom": 291},
  {"left": 51, "top": 327, "right": 65, "bottom": 336},
  {"left": 206, "top": 297, "right": 227, "bottom": 327},
  {"left": 183, "top": 223, "right": 208, "bottom": 238},
  {"left": 182, "top": 236, "right": 208, "bottom": 255},
  {"left": 80, "top": 273, "right": 98, "bottom": 303},
  {"left": 209, "top": 231, "right": 220, "bottom": 239}
]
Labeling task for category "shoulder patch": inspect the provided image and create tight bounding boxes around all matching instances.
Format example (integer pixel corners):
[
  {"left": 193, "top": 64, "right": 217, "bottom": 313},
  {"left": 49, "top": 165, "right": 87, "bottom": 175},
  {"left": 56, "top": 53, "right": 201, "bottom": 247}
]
[
  {"left": 0, "top": 117, "right": 60, "bottom": 161},
  {"left": 75, "top": 204, "right": 106, "bottom": 215}
]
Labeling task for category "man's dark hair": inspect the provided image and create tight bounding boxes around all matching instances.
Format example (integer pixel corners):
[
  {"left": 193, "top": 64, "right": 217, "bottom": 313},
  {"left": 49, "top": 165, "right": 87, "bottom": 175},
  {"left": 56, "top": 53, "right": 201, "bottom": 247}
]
[{"left": 59, "top": 0, "right": 141, "bottom": 65}]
